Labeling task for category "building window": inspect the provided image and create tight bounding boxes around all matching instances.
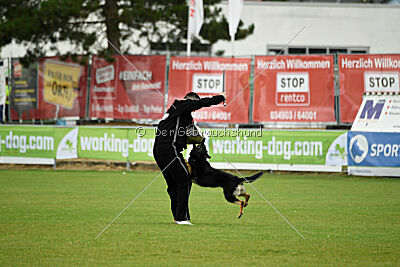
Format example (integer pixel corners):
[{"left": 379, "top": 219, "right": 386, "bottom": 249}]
[
  {"left": 150, "top": 42, "right": 211, "bottom": 55},
  {"left": 267, "top": 45, "right": 369, "bottom": 55},
  {"left": 288, "top": 47, "right": 307, "bottom": 54},
  {"left": 309, "top": 48, "right": 327, "bottom": 54}
]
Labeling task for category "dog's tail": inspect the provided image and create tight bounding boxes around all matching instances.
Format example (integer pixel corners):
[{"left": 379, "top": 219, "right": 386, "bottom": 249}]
[{"left": 240, "top": 171, "right": 264, "bottom": 183}]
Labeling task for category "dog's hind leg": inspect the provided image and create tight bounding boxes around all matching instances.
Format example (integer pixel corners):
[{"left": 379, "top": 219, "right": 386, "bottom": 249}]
[
  {"left": 235, "top": 200, "right": 245, "bottom": 219},
  {"left": 223, "top": 187, "right": 245, "bottom": 218},
  {"left": 240, "top": 193, "right": 250, "bottom": 207}
]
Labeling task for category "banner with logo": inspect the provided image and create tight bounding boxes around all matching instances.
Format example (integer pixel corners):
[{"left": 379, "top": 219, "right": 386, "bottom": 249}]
[
  {"left": 36, "top": 57, "right": 88, "bottom": 120},
  {"left": 10, "top": 59, "right": 38, "bottom": 120},
  {"left": 0, "top": 125, "right": 348, "bottom": 172},
  {"left": 201, "top": 129, "right": 347, "bottom": 171},
  {"left": 339, "top": 54, "right": 400, "bottom": 123},
  {"left": 0, "top": 125, "right": 80, "bottom": 163},
  {"left": 168, "top": 56, "right": 251, "bottom": 123},
  {"left": 89, "top": 55, "right": 166, "bottom": 120},
  {"left": 351, "top": 94, "right": 400, "bottom": 132},
  {"left": 55, "top": 127, "right": 78, "bottom": 159},
  {"left": 348, "top": 131, "right": 400, "bottom": 177},
  {"left": 253, "top": 55, "right": 335, "bottom": 123}
]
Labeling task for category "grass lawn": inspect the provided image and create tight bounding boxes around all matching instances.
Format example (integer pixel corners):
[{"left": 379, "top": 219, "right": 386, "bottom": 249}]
[{"left": 0, "top": 169, "right": 399, "bottom": 266}]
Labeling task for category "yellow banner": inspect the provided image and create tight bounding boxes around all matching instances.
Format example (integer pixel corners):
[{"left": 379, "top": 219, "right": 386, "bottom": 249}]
[{"left": 43, "top": 61, "right": 80, "bottom": 109}]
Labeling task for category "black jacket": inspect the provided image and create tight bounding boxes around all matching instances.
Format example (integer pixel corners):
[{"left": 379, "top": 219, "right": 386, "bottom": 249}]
[{"left": 155, "top": 95, "right": 225, "bottom": 151}]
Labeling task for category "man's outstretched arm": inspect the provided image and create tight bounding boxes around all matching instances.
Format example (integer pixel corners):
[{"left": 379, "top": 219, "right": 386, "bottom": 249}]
[{"left": 182, "top": 95, "right": 225, "bottom": 112}]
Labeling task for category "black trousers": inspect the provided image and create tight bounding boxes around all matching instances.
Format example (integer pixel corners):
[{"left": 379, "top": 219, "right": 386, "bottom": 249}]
[
  {"left": 153, "top": 143, "right": 192, "bottom": 221},
  {"left": 5, "top": 104, "right": 8, "bottom": 122},
  {"left": 0, "top": 105, "right": 4, "bottom": 123}
]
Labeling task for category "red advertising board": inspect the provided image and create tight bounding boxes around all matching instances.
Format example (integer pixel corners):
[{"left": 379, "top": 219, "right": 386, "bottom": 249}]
[
  {"left": 168, "top": 57, "right": 251, "bottom": 123},
  {"left": 339, "top": 54, "right": 400, "bottom": 123},
  {"left": 89, "top": 55, "right": 166, "bottom": 120},
  {"left": 253, "top": 55, "right": 335, "bottom": 123},
  {"left": 11, "top": 57, "right": 88, "bottom": 120}
]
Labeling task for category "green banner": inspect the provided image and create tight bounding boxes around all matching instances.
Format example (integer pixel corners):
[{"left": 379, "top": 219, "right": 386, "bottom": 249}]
[
  {"left": 128, "top": 127, "right": 155, "bottom": 162},
  {"left": 204, "top": 129, "right": 347, "bottom": 165},
  {"left": 78, "top": 127, "right": 130, "bottom": 161},
  {"left": 0, "top": 126, "right": 55, "bottom": 158},
  {"left": 78, "top": 127, "right": 155, "bottom": 161},
  {"left": 0, "top": 126, "right": 347, "bottom": 168}
]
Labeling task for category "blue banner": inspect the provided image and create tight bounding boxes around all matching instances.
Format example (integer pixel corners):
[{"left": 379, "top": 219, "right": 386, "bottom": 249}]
[{"left": 348, "top": 131, "right": 400, "bottom": 167}]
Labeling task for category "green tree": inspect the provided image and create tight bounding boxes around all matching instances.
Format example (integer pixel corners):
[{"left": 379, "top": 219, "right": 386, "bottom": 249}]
[{"left": 0, "top": 0, "right": 254, "bottom": 62}]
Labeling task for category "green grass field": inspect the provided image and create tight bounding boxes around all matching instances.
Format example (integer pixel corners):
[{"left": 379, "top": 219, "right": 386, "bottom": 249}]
[{"left": 1, "top": 169, "right": 399, "bottom": 266}]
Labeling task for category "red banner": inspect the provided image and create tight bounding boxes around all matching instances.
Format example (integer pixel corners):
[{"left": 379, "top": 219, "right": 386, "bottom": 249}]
[
  {"left": 11, "top": 57, "right": 88, "bottom": 120},
  {"left": 253, "top": 55, "right": 335, "bottom": 123},
  {"left": 339, "top": 54, "right": 400, "bottom": 123},
  {"left": 168, "top": 57, "right": 251, "bottom": 123},
  {"left": 89, "top": 55, "right": 166, "bottom": 120}
]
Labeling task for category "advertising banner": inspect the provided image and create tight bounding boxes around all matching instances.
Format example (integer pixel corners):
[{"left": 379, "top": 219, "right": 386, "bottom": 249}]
[
  {"left": 348, "top": 131, "right": 400, "bottom": 176},
  {"left": 36, "top": 57, "right": 88, "bottom": 120},
  {"left": 89, "top": 55, "right": 166, "bottom": 120},
  {"left": 0, "top": 126, "right": 55, "bottom": 160},
  {"left": 10, "top": 59, "right": 38, "bottom": 120},
  {"left": 126, "top": 127, "right": 347, "bottom": 170},
  {"left": 339, "top": 54, "right": 400, "bottom": 123},
  {"left": 77, "top": 126, "right": 155, "bottom": 161},
  {"left": 167, "top": 56, "right": 251, "bottom": 123},
  {"left": 55, "top": 127, "right": 78, "bottom": 159},
  {"left": 202, "top": 129, "right": 347, "bottom": 169},
  {"left": 351, "top": 94, "right": 400, "bottom": 132},
  {"left": 43, "top": 60, "right": 81, "bottom": 109},
  {"left": 128, "top": 127, "right": 155, "bottom": 162},
  {"left": 78, "top": 127, "right": 130, "bottom": 161},
  {"left": 253, "top": 55, "right": 335, "bottom": 123},
  {"left": 0, "top": 125, "right": 348, "bottom": 172}
]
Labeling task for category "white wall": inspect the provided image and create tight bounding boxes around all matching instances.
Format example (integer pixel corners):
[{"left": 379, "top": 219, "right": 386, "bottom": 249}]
[{"left": 215, "top": 2, "right": 400, "bottom": 56}]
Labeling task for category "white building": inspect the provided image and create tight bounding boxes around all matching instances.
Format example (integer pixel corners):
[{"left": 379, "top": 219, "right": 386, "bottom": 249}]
[{"left": 215, "top": 1, "right": 400, "bottom": 56}]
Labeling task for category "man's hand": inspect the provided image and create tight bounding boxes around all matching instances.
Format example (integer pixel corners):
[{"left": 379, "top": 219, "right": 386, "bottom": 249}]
[{"left": 221, "top": 92, "right": 226, "bottom": 106}]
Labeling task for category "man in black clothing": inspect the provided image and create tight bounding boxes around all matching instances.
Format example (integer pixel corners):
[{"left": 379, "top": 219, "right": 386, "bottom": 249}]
[{"left": 153, "top": 92, "right": 225, "bottom": 225}]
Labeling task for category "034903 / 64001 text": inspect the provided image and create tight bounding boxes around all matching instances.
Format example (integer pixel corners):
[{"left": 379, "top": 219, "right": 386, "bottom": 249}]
[
  {"left": 193, "top": 110, "right": 232, "bottom": 121},
  {"left": 269, "top": 110, "right": 317, "bottom": 121}
]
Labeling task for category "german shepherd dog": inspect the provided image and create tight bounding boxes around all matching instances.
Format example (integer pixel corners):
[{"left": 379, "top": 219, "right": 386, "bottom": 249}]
[{"left": 188, "top": 140, "right": 263, "bottom": 218}]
